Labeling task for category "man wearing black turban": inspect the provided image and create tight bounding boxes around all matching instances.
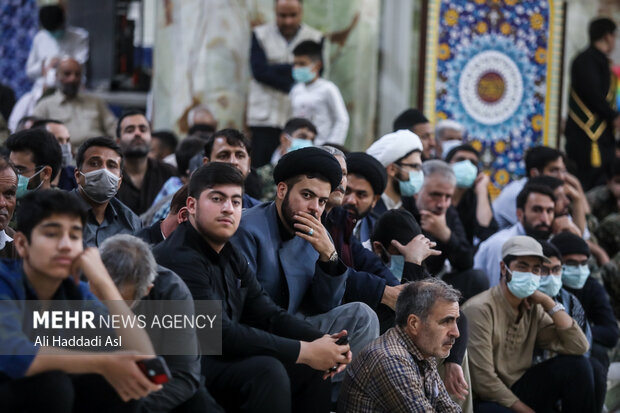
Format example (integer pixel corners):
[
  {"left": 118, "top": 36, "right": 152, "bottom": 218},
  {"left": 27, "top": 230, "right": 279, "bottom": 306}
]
[{"left": 231, "top": 147, "right": 379, "bottom": 401}]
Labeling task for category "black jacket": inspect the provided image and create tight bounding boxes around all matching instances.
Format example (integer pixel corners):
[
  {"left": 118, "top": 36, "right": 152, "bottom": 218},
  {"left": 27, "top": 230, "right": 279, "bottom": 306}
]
[{"left": 153, "top": 222, "right": 323, "bottom": 364}]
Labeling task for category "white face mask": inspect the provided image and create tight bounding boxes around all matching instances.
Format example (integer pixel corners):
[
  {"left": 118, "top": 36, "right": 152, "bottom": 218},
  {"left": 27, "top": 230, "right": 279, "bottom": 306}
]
[{"left": 79, "top": 168, "right": 120, "bottom": 203}]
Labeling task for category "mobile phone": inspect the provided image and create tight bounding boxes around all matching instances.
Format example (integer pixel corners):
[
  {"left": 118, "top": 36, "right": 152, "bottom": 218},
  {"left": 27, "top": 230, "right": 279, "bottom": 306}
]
[
  {"left": 328, "top": 335, "right": 349, "bottom": 372},
  {"left": 137, "top": 356, "right": 172, "bottom": 384}
]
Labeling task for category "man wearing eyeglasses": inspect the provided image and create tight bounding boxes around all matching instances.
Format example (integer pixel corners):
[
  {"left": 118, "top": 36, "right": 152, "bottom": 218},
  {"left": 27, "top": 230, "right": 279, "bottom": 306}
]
[
  {"left": 6, "top": 128, "right": 62, "bottom": 198},
  {"left": 463, "top": 235, "right": 594, "bottom": 413}
]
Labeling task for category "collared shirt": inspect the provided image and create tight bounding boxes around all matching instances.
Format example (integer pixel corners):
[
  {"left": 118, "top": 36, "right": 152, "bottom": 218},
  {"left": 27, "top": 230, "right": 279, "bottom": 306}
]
[
  {"left": 0, "top": 230, "right": 12, "bottom": 251},
  {"left": 380, "top": 192, "right": 402, "bottom": 211},
  {"left": 116, "top": 157, "right": 176, "bottom": 216},
  {"left": 339, "top": 326, "right": 461, "bottom": 413},
  {"left": 32, "top": 90, "right": 117, "bottom": 145},
  {"left": 71, "top": 189, "right": 142, "bottom": 247}
]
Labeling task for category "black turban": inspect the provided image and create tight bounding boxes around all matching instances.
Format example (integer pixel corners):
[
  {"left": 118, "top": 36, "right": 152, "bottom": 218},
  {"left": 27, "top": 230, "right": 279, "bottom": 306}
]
[
  {"left": 393, "top": 108, "right": 429, "bottom": 132},
  {"left": 273, "top": 147, "right": 342, "bottom": 191},
  {"left": 551, "top": 232, "right": 590, "bottom": 257},
  {"left": 346, "top": 152, "right": 387, "bottom": 195},
  {"left": 371, "top": 209, "right": 421, "bottom": 247}
]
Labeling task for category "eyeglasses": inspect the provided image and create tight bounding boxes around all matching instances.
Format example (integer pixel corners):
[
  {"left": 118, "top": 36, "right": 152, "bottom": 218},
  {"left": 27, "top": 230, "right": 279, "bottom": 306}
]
[
  {"left": 540, "top": 265, "right": 562, "bottom": 276},
  {"left": 396, "top": 162, "right": 422, "bottom": 171},
  {"left": 12, "top": 165, "right": 43, "bottom": 176}
]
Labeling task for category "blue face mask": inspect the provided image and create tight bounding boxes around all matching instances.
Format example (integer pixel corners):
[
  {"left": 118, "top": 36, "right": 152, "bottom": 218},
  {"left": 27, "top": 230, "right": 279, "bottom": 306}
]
[
  {"left": 292, "top": 66, "right": 316, "bottom": 84},
  {"left": 562, "top": 265, "right": 590, "bottom": 289},
  {"left": 538, "top": 275, "right": 563, "bottom": 298},
  {"left": 452, "top": 160, "right": 478, "bottom": 188},
  {"left": 16, "top": 169, "right": 44, "bottom": 199},
  {"left": 506, "top": 269, "right": 541, "bottom": 299},
  {"left": 288, "top": 137, "right": 313, "bottom": 152},
  {"left": 50, "top": 29, "right": 65, "bottom": 40},
  {"left": 398, "top": 170, "right": 424, "bottom": 196},
  {"left": 389, "top": 255, "right": 405, "bottom": 282}
]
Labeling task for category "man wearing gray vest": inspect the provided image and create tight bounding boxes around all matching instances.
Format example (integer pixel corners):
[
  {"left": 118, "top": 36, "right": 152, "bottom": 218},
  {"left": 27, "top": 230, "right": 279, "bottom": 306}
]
[{"left": 247, "top": 0, "right": 322, "bottom": 168}]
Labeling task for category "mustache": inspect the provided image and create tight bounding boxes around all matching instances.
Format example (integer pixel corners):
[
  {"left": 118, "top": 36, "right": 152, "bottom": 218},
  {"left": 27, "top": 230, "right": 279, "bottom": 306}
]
[
  {"left": 443, "top": 338, "right": 455, "bottom": 346},
  {"left": 334, "top": 185, "right": 345, "bottom": 194}
]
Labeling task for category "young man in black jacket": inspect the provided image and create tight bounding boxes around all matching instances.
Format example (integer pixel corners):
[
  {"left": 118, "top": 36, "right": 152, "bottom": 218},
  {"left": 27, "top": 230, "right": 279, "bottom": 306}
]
[{"left": 153, "top": 163, "right": 351, "bottom": 413}]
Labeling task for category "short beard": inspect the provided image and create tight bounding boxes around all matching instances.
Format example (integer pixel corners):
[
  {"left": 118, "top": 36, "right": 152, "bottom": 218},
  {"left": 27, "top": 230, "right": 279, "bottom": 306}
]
[
  {"left": 124, "top": 146, "right": 150, "bottom": 158},
  {"left": 522, "top": 214, "right": 551, "bottom": 240},
  {"left": 281, "top": 190, "right": 297, "bottom": 231}
]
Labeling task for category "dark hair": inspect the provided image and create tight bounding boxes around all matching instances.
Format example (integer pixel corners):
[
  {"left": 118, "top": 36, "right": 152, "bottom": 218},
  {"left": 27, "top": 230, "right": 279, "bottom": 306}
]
[
  {"left": 392, "top": 108, "right": 429, "bottom": 132},
  {"left": 116, "top": 110, "right": 148, "bottom": 138},
  {"left": 516, "top": 183, "right": 556, "bottom": 210},
  {"left": 607, "top": 157, "right": 620, "bottom": 180},
  {"left": 188, "top": 124, "right": 216, "bottom": 138},
  {"left": 170, "top": 183, "right": 189, "bottom": 215},
  {"left": 76, "top": 137, "right": 124, "bottom": 169},
  {"left": 524, "top": 146, "right": 564, "bottom": 177},
  {"left": 203, "top": 129, "right": 251, "bottom": 158},
  {"left": 445, "top": 144, "right": 480, "bottom": 163},
  {"left": 283, "top": 117, "right": 318, "bottom": 136},
  {"left": 6, "top": 129, "right": 62, "bottom": 180},
  {"left": 539, "top": 240, "right": 562, "bottom": 261},
  {"left": 589, "top": 17, "right": 617, "bottom": 44},
  {"left": 39, "top": 5, "right": 65, "bottom": 32},
  {"left": 175, "top": 137, "right": 205, "bottom": 178},
  {"left": 16, "top": 189, "right": 86, "bottom": 241},
  {"left": 502, "top": 254, "right": 518, "bottom": 269},
  {"left": 528, "top": 175, "right": 564, "bottom": 191},
  {"left": 395, "top": 278, "right": 461, "bottom": 327},
  {"left": 292, "top": 40, "right": 323, "bottom": 63},
  {"left": 31, "top": 118, "right": 64, "bottom": 129},
  {"left": 188, "top": 163, "right": 244, "bottom": 199},
  {"left": 151, "top": 130, "right": 178, "bottom": 153}
]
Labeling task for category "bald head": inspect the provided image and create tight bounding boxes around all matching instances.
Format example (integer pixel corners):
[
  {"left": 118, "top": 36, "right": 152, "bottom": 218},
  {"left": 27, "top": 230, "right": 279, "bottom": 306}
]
[
  {"left": 57, "top": 58, "right": 82, "bottom": 98},
  {"left": 275, "top": 0, "right": 302, "bottom": 40}
]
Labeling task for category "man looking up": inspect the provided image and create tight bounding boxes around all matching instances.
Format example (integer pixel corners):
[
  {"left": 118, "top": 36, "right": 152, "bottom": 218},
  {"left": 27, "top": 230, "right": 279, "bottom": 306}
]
[
  {"left": 464, "top": 236, "right": 593, "bottom": 412},
  {"left": 154, "top": 163, "right": 351, "bottom": 412},
  {"left": 392, "top": 108, "right": 436, "bottom": 160},
  {"left": 115, "top": 110, "right": 176, "bottom": 215},
  {"left": 247, "top": 0, "right": 323, "bottom": 167},
  {"left": 72, "top": 137, "right": 141, "bottom": 247},
  {"left": 33, "top": 58, "right": 117, "bottom": 145},
  {"left": 6, "top": 128, "right": 62, "bottom": 197}
]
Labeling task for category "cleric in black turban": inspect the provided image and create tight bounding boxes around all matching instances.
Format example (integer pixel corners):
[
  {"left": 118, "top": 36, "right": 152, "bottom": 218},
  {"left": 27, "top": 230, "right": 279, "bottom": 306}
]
[{"left": 273, "top": 146, "right": 342, "bottom": 191}]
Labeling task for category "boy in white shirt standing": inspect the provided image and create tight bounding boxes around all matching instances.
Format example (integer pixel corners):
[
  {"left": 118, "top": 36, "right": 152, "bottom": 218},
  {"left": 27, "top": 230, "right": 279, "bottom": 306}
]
[{"left": 290, "top": 41, "right": 350, "bottom": 147}]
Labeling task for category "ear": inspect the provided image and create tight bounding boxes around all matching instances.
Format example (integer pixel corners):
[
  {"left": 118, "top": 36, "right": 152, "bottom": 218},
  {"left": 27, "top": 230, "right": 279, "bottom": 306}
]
[
  {"left": 280, "top": 134, "right": 290, "bottom": 147},
  {"left": 187, "top": 196, "right": 197, "bottom": 216},
  {"left": 314, "top": 60, "right": 323, "bottom": 73},
  {"left": 371, "top": 194, "right": 381, "bottom": 208},
  {"left": 276, "top": 182, "right": 288, "bottom": 201},
  {"left": 13, "top": 232, "right": 28, "bottom": 259},
  {"left": 386, "top": 163, "right": 398, "bottom": 178},
  {"left": 516, "top": 207, "right": 524, "bottom": 222},
  {"left": 145, "top": 283, "right": 154, "bottom": 297},
  {"left": 407, "top": 313, "right": 421, "bottom": 336},
  {"left": 371, "top": 241, "right": 383, "bottom": 257},
  {"left": 500, "top": 261, "right": 510, "bottom": 281},
  {"left": 530, "top": 168, "right": 540, "bottom": 177},
  {"left": 74, "top": 167, "right": 81, "bottom": 182},
  {"left": 202, "top": 156, "right": 209, "bottom": 165},
  {"left": 177, "top": 207, "right": 189, "bottom": 223},
  {"left": 41, "top": 166, "right": 53, "bottom": 182}
]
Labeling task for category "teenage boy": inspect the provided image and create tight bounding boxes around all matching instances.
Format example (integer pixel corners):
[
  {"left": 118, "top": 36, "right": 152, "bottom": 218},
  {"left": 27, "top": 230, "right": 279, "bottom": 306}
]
[{"left": 0, "top": 190, "right": 159, "bottom": 412}]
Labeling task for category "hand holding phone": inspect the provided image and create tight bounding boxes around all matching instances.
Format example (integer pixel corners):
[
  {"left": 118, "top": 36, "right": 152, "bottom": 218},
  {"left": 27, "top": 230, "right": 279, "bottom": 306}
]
[{"left": 137, "top": 356, "right": 172, "bottom": 385}]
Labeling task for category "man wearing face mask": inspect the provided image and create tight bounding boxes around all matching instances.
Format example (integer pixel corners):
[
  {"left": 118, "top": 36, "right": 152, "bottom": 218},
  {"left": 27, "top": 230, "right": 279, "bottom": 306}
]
[
  {"left": 401, "top": 159, "right": 488, "bottom": 300},
  {"left": 71, "top": 137, "right": 141, "bottom": 247},
  {"left": 463, "top": 235, "right": 593, "bottom": 413},
  {"left": 551, "top": 232, "right": 619, "bottom": 409},
  {"left": 475, "top": 183, "right": 557, "bottom": 287},
  {"left": 535, "top": 240, "right": 608, "bottom": 413},
  {"left": 445, "top": 144, "right": 497, "bottom": 246},
  {"left": 436, "top": 119, "right": 465, "bottom": 159},
  {"left": 363, "top": 130, "right": 424, "bottom": 245},
  {"left": 6, "top": 128, "right": 61, "bottom": 198},
  {"left": 31, "top": 118, "right": 77, "bottom": 190},
  {"left": 33, "top": 58, "right": 117, "bottom": 146},
  {"left": 270, "top": 117, "right": 317, "bottom": 166}
]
